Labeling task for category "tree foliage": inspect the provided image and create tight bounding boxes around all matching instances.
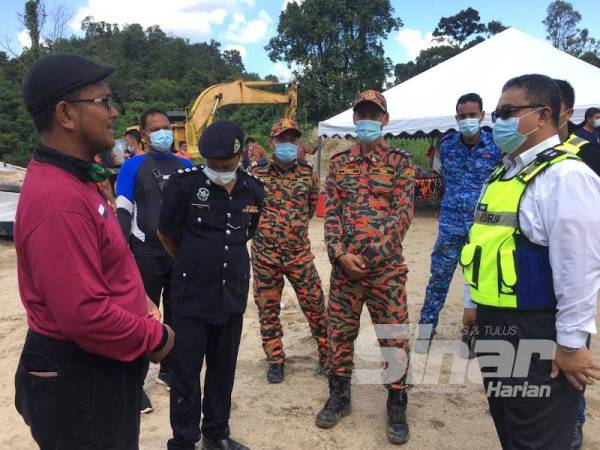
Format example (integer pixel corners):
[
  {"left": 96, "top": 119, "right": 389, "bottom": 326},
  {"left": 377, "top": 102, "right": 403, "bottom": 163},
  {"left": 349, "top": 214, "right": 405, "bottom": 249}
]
[
  {"left": 0, "top": 10, "right": 282, "bottom": 166},
  {"left": 266, "top": 0, "right": 402, "bottom": 122},
  {"left": 394, "top": 9, "right": 503, "bottom": 84},
  {"left": 542, "top": 1, "right": 600, "bottom": 65},
  {"left": 432, "top": 7, "right": 486, "bottom": 48}
]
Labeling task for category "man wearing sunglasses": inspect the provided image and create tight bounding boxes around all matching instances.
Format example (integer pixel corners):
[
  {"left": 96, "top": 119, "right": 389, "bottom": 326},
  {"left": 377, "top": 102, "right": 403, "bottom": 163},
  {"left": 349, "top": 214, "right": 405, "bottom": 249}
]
[
  {"left": 15, "top": 53, "right": 174, "bottom": 449},
  {"left": 416, "top": 93, "right": 499, "bottom": 351},
  {"left": 461, "top": 74, "right": 600, "bottom": 449}
]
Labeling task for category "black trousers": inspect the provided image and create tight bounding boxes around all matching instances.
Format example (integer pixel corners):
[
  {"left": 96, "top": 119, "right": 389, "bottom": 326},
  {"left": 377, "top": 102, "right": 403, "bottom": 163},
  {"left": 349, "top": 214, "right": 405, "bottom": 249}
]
[
  {"left": 476, "top": 307, "right": 582, "bottom": 450},
  {"left": 15, "top": 331, "right": 146, "bottom": 450},
  {"left": 167, "top": 314, "right": 243, "bottom": 450},
  {"left": 134, "top": 251, "right": 173, "bottom": 373}
]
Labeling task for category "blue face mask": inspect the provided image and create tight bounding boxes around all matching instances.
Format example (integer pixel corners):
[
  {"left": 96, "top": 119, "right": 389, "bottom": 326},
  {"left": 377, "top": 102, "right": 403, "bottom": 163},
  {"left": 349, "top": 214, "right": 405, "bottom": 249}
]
[
  {"left": 593, "top": 118, "right": 600, "bottom": 128},
  {"left": 274, "top": 143, "right": 298, "bottom": 163},
  {"left": 355, "top": 120, "right": 382, "bottom": 142},
  {"left": 149, "top": 129, "right": 173, "bottom": 153},
  {"left": 492, "top": 109, "right": 540, "bottom": 154},
  {"left": 458, "top": 118, "right": 481, "bottom": 137}
]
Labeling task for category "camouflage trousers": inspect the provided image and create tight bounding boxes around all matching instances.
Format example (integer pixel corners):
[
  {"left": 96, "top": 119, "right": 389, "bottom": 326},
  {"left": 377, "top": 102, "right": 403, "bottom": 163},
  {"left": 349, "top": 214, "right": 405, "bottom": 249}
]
[
  {"left": 251, "top": 244, "right": 327, "bottom": 366},
  {"left": 419, "top": 228, "right": 467, "bottom": 331},
  {"left": 328, "top": 263, "right": 410, "bottom": 391}
]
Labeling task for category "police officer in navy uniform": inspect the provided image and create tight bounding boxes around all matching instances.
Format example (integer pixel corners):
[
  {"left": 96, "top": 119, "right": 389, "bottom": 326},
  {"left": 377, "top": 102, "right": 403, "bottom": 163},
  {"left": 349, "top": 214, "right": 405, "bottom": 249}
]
[{"left": 158, "top": 120, "right": 264, "bottom": 450}]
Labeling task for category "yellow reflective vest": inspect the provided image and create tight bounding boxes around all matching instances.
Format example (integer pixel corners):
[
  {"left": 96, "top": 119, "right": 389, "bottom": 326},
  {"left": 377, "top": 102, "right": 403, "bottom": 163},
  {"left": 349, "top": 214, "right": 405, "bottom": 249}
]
[
  {"left": 460, "top": 145, "right": 580, "bottom": 309},
  {"left": 561, "top": 134, "right": 589, "bottom": 155}
]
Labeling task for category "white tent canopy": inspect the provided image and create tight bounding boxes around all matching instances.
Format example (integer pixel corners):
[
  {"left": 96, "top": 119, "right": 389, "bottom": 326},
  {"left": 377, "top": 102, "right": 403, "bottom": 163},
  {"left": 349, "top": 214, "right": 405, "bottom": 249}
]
[{"left": 318, "top": 28, "right": 600, "bottom": 138}]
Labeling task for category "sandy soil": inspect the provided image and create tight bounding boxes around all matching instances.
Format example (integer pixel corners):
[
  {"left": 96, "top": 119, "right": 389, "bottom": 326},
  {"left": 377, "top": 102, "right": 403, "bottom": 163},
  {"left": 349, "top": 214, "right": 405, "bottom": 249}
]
[{"left": 1, "top": 210, "right": 598, "bottom": 450}]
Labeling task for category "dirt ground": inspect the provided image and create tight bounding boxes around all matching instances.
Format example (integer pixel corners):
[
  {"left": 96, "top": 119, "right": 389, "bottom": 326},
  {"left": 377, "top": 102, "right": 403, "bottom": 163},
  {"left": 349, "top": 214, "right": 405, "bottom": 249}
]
[{"left": 1, "top": 209, "right": 599, "bottom": 450}]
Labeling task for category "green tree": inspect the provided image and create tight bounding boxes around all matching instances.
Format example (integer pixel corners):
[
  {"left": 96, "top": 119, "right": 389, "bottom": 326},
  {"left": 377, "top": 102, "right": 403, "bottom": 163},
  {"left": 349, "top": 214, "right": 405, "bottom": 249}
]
[
  {"left": 486, "top": 20, "right": 508, "bottom": 37},
  {"left": 394, "top": 46, "right": 461, "bottom": 84},
  {"left": 21, "top": 0, "right": 46, "bottom": 59},
  {"left": 432, "top": 7, "right": 485, "bottom": 48},
  {"left": 395, "top": 8, "right": 498, "bottom": 84},
  {"left": 0, "top": 17, "right": 272, "bottom": 167},
  {"left": 542, "top": 1, "right": 599, "bottom": 58},
  {"left": 266, "top": 0, "right": 402, "bottom": 123}
]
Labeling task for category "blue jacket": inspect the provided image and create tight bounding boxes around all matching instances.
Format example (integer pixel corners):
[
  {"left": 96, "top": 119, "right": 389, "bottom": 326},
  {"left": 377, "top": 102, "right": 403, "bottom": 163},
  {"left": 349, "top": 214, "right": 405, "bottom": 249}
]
[{"left": 439, "top": 130, "right": 500, "bottom": 235}]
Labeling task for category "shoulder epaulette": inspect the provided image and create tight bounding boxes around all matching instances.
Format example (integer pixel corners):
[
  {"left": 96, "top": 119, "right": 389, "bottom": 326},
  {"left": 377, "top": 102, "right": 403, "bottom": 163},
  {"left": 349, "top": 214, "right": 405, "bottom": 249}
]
[
  {"left": 535, "top": 148, "right": 568, "bottom": 162},
  {"left": 240, "top": 167, "right": 263, "bottom": 185},
  {"left": 389, "top": 147, "right": 412, "bottom": 159},
  {"left": 298, "top": 159, "right": 313, "bottom": 169},
  {"left": 251, "top": 158, "right": 269, "bottom": 169},
  {"left": 250, "top": 160, "right": 269, "bottom": 176},
  {"left": 175, "top": 165, "right": 200, "bottom": 177},
  {"left": 330, "top": 149, "right": 351, "bottom": 160},
  {"left": 440, "top": 132, "right": 457, "bottom": 143}
]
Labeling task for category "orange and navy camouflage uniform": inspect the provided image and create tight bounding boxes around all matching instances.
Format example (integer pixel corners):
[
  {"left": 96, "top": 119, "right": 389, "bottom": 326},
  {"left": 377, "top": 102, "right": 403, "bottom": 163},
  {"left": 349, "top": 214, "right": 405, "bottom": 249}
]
[
  {"left": 250, "top": 158, "right": 327, "bottom": 366},
  {"left": 325, "top": 142, "right": 415, "bottom": 390},
  {"left": 243, "top": 143, "right": 267, "bottom": 169}
]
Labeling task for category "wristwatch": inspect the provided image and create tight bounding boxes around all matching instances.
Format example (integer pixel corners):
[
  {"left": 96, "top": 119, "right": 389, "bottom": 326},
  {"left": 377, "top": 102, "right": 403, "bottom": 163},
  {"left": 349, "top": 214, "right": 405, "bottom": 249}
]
[{"left": 558, "top": 344, "right": 582, "bottom": 353}]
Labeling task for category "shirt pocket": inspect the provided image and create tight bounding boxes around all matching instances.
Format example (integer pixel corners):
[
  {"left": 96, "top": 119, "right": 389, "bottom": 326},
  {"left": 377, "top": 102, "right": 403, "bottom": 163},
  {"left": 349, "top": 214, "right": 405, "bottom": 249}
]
[
  {"left": 368, "top": 170, "right": 394, "bottom": 196},
  {"left": 187, "top": 205, "right": 222, "bottom": 230},
  {"left": 335, "top": 168, "right": 360, "bottom": 198}
]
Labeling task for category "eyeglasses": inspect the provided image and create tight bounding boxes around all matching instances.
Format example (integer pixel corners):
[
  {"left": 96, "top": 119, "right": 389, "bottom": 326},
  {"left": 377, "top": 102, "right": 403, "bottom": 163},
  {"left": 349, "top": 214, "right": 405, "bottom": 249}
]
[
  {"left": 67, "top": 96, "right": 114, "bottom": 111},
  {"left": 491, "top": 104, "right": 546, "bottom": 123}
]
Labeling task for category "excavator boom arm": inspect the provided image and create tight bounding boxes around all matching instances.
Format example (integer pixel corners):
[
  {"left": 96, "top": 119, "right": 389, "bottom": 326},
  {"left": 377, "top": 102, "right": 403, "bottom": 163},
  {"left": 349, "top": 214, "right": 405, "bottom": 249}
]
[{"left": 188, "top": 80, "right": 297, "bottom": 133}]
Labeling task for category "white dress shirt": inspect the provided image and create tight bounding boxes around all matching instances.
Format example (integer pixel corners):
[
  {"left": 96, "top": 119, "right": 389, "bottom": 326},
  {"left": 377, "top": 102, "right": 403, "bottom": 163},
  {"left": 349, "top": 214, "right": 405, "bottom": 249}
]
[{"left": 465, "top": 135, "right": 600, "bottom": 348}]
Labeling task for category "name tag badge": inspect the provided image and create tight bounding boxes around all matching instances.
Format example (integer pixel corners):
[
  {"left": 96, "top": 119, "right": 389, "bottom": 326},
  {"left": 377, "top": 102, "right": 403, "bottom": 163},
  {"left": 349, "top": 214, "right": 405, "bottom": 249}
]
[
  {"left": 371, "top": 168, "right": 395, "bottom": 176},
  {"left": 242, "top": 205, "right": 259, "bottom": 214},
  {"left": 191, "top": 203, "right": 210, "bottom": 210},
  {"left": 338, "top": 168, "right": 360, "bottom": 175}
]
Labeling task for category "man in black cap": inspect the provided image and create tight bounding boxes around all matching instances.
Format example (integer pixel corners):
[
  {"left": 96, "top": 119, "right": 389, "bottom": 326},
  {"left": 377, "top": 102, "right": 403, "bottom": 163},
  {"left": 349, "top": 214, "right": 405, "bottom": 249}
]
[
  {"left": 159, "top": 120, "right": 264, "bottom": 450},
  {"left": 14, "top": 53, "right": 174, "bottom": 449}
]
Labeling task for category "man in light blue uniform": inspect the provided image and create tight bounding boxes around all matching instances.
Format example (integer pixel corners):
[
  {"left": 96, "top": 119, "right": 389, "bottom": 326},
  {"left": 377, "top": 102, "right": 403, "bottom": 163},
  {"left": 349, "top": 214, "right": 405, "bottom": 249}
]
[{"left": 417, "top": 93, "right": 500, "bottom": 347}]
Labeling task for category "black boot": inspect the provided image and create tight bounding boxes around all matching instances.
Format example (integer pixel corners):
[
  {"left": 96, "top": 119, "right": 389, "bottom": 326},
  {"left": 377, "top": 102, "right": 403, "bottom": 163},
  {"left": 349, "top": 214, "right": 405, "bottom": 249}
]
[
  {"left": 267, "top": 363, "right": 284, "bottom": 384},
  {"left": 315, "top": 375, "right": 351, "bottom": 428},
  {"left": 387, "top": 390, "right": 409, "bottom": 445},
  {"left": 201, "top": 437, "right": 249, "bottom": 450}
]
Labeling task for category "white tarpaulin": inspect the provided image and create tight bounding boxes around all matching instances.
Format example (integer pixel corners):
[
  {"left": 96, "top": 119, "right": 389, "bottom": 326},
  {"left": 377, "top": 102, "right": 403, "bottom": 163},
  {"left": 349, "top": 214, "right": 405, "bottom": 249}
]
[{"left": 318, "top": 28, "right": 600, "bottom": 138}]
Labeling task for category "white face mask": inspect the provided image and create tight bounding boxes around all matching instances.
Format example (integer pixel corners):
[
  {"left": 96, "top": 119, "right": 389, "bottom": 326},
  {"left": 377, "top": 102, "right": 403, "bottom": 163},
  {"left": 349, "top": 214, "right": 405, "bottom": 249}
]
[{"left": 203, "top": 166, "right": 237, "bottom": 186}]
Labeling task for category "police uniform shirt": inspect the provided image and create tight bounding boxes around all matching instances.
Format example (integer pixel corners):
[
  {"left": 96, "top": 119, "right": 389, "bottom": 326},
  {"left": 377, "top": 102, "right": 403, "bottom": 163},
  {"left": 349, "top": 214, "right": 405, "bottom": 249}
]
[
  {"left": 159, "top": 166, "right": 264, "bottom": 324},
  {"left": 466, "top": 135, "right": 600, "bottom": 348}
]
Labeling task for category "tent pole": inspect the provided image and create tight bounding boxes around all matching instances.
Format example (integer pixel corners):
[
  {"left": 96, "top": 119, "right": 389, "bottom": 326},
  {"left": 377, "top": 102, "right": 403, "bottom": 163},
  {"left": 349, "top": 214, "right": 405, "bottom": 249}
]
[{"left": 316, "top": 137, "right": 325, "bottom": 181}]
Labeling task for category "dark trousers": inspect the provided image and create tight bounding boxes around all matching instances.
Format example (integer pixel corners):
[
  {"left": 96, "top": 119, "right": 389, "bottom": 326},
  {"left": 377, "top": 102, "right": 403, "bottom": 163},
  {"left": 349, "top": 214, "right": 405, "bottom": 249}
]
[
  {"left": 15, "top": 331, "right": 146, "bottom": 450},
  {"left": 134, "top": 252, "right": 173, "bottom": 373},
  {"left": 476, "top": 307, "right": 582, "bottom": 450},
  {"left": 167, "top": 314, "right": 243, "bottom": 450}
]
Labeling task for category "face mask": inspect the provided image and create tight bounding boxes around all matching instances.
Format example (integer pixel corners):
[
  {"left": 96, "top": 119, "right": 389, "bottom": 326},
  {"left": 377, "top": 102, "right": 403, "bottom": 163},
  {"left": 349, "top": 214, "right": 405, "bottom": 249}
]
[
  {"left": 203, "top": 166, "right": 237, "bottom": 186},
  {"left": 355, "top": 120, "right": 382, "bottom": 142},
  {"left": 458, "top": 118, "right": 481, "bottom": 137},
  {"left": 126, "top": 144, "right": 135, "bottom": 153},
  {"left": 492, "top": 108, "right": 541, "bottom": 154},
  {"left": 274, "top": 143, "right": 298, "bottom": 163},
  {"left": 149, "top": 129, "right": 173, "bottom": 153},
  {"left": 593, "top": 119, "right": 600, "bottom": 128}
]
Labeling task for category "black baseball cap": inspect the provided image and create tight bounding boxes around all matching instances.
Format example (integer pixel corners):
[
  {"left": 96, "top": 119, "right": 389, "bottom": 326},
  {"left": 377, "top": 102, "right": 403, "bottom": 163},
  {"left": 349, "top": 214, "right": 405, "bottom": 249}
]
[{"left": 22, "top": 53, "right": 114, "bottom": 116}]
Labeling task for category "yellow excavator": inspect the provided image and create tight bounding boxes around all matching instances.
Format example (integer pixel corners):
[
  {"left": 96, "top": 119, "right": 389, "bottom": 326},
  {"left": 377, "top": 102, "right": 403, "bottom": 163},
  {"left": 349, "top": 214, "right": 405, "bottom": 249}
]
[{"left": 171, "top": 80, "right": 297, "bottom": 158}]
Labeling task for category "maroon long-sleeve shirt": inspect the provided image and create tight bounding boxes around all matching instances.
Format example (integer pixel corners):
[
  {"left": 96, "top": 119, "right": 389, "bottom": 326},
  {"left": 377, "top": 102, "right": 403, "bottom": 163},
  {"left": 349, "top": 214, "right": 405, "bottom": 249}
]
[{"left": 14, "top": 156, "right": 163, "bottom": 361}]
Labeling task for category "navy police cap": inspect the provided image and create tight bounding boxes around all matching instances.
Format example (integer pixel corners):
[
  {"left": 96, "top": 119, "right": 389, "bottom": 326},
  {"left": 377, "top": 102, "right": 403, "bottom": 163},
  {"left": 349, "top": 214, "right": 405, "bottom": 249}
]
[
  {"left": 22, "top": 53, "right": 114, "bottom": 116},
  {"left": 200, "top": 120, "right": 245, "bottom": 160}
]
